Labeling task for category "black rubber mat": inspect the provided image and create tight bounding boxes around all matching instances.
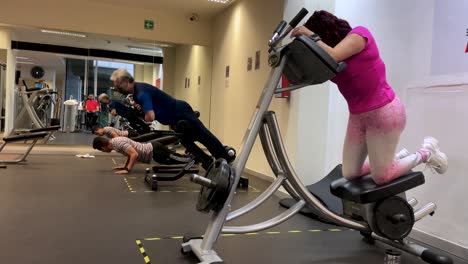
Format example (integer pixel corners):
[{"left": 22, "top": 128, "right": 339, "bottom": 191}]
[
  {"left": 139, "top": 230, "right": 460, "bottom": 264},
  {"left": 0, "top": 156, "right": 465, "bottom": 264},
  {"left": 279, "top": 165, "right": 344, "bottom": 224}
]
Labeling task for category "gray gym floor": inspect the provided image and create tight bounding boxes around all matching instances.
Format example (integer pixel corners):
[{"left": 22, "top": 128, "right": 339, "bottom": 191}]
[
  {"left": 0, "top": 154, "right": 466, "bottom": 264},
  {"left": 48, "top": 131, "right": 95, "bottom": 145}
]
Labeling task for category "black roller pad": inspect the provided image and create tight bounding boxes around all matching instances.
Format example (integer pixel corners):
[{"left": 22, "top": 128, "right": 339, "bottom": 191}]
[{"left": 279, "top": 165, "right": 344, "bottom": 224}]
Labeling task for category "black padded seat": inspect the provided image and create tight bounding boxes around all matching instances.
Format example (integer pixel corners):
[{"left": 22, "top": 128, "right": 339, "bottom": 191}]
[
  {"left": 152, "top": 130, "right": 182, "bottom": 137},
  {"left": 330, "top": 167, "right": 425, "bottom": 204},
  {"left": 29, "top": 125, "right": 61, "bottom": 133},
  {"left": 154, "top": 135, "right": 180, "bottom": 145},
  {"left": 3, "top": 132, "right": 48, "bottom": 142},
  {"left": 131, "top": 131, "right": 181, "bottom": 143},
  {"left": 282, "top": 35, "right": 347, "bottom": 85}
]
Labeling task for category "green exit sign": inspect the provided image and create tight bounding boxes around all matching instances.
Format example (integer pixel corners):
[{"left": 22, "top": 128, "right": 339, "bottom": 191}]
[{"left": 144, "top": 20, "right": 154, "bottom": 30}]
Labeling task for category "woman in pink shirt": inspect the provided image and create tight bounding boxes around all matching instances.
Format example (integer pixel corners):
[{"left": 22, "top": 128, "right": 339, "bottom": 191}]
[{"left": 291, "top": 10, "right": 448, "bottom": 185}]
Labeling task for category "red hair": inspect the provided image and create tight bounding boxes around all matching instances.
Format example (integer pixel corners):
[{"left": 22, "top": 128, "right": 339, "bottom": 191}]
[{"left": 304, "top": 10, "right": 352, "bottom": 47}]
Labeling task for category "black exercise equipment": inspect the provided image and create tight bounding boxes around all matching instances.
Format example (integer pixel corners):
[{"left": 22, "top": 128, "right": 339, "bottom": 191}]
[
  {"left": 144, "top": 159, "right": 200, "bottom": 191},
  {"left": 279, "top": 165, "right": 344, "bottom": 225},
  {"left": 110, "top": 100, "right": 151, "bottom": 135},
  {"left": 193, "top": 159, "right": 234, "bottom": 213},
  {"left": 25, "top": 125, "right": 61, "bottom": 143},
  {"left": 0, "top": 131, "right": 48, "bottom": 163},
  {"left": 143, "top": 118, "right": 242, "bottom": 191}
]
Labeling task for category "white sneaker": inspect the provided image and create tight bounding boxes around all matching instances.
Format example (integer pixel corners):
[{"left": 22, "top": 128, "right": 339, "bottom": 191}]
[
  {"left": 423, "top": 136, "right": 440, "bottom": 151},
  {"left": 395, "top": 148, "right": 411, "bottom": 159},
  {"left": 422, "top": 137, "right": 448, "bottom": 174}
]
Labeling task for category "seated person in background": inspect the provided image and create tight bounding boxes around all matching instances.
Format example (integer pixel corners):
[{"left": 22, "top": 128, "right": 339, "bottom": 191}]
[
  {"left": 93, "top": 137, "right": 192, "bottom": 174},
  {"left": 92, "top": 126, "right": 138, "bottom": 138},
  {"left": 110, "top": 69, "right": 232, "bottom": 167},
  {"left": 85, "top": 94, "right": 100, "bottom": 130}
]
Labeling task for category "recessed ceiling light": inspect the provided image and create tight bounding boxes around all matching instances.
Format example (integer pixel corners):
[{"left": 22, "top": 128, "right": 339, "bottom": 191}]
[
  {"left": 208, "top": 0, "right": 231, "bottom": 3},
  {"left": 139, "top": 42, "right": 173, "bottom": 48},
  {"left": 41, "top": 29, "right": 86, "bottom": 38},
  {"left": 16, "top": 56, "right": 29, "bottom": 60},
  {"left": 17, "top": 61, "right": 35, "bottom": 65},
  {"left": 128, "top": 46, "right": 162, "bottom": 54}
]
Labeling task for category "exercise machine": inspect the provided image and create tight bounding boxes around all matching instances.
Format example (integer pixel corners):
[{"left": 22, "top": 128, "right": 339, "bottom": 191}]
[
  {"left": 0, "top": 131, "right": 49, "bottom": 163},
  {"left": 14, "top": 80, "right": 58, "bottom": 133},
  {"left": 144, "top": 121, "right": 240, "bottom": 191},
  {"left": 181, "top": 8, "right": 452, "bottom": 264}
]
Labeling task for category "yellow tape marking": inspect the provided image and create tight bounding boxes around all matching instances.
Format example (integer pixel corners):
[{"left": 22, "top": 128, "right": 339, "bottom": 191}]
[{"left": 144, "top": 238, "right": 161, "bottom": 241}]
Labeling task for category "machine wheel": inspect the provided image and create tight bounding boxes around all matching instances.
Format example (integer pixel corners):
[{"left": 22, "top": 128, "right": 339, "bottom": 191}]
[
  {"left": 151, "top": 177, "right": 158, "bottom": 191},
  {"left": 238, "top": 177, "right": 249, "bottom": 189},
  {"left": 180, "top": 246, "right": 192, "bottom": 255},
  {"left": 373, "top": 196, "right": 414, "bottom": 240},
  {"left": 359, "top": 231, "right": 375, "bottom": 245},
  {"left": 224, "top": 146, "right": 236, "bottom": 163}
]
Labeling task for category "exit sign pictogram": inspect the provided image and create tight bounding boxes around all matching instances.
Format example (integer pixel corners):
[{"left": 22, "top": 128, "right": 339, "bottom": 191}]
[{"left": 144, "top": 20, "right": 154, "bottom": 30}]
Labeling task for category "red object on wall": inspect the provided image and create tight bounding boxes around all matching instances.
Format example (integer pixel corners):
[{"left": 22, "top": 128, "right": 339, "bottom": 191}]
[
  {"left": 155, "top": 78, "right": 161, "bottom": 88},
  {"left": 465, "top": 42, "right": 468, "bottom": 53},
  {"left": 275, "top": 74, "right": 291, "bottom": 98}
]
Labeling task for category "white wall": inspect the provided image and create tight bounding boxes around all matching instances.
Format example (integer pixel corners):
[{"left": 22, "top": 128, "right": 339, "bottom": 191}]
[
  {"left": 211, "top": 0, "right": 294, "bottom": 177},
  {"left": 430, "top": 0, "right": 468, "bottom": 76},
  {"left": 0, "top": 27, "right": 16, "bottom": 134},
  {"left": 162, "top": 48, "right": 176, "bottom": 97},
  {"left": 18, "top": 65, "right": 56, "bottom": 87},
  {"left": 400, "top": 77, "right": 468, "bottom": 255},
  {"left": 285, "top": 0, "right": 336, "bottom": 185},
  {"left": 173, "top": 45, "right": 213, "bottom": 127}
]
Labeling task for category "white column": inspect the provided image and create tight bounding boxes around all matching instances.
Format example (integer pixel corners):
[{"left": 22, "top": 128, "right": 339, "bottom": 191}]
[
  {"left": 0, "top": 27, "right": 16, "bottom": 134},
  {"left": 283, "top": 0, "right": 336, "bottom": 185}
]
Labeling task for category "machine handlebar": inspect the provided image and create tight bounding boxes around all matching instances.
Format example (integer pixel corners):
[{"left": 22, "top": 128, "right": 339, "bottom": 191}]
[
  {"left": 289, "top": 8, "right": 309, "bottom": 28},
  {"left": 273, "top": 20, "right": 287, "bottom": 35},
  {"left": 269, "top": 8, "right": 309, "bottom": 48}
]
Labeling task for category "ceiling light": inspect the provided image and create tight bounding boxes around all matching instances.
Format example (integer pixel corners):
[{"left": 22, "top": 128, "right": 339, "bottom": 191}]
[
  {"left": 128, "top": 46, "right": 162, "bottom": 54},
  {"left": 17, "top": 61, "right": 35, "bottom": 65},
  {"left": 139, "top": 42, "right": 173, "bottom": 48},
  {"left": 16, "top": 56, "right": 29, "bottom": 60},
  {"left": 209, "top": 0, "right": 231, "bottom": 3},
  {"left": 41, "top": 29, "right": 87, "bottom": 38}
]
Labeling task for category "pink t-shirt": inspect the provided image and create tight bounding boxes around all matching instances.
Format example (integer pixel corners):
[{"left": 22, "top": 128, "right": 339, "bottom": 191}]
[{"left": 331, "top": 26, "right": 395, "bottom": 114}]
